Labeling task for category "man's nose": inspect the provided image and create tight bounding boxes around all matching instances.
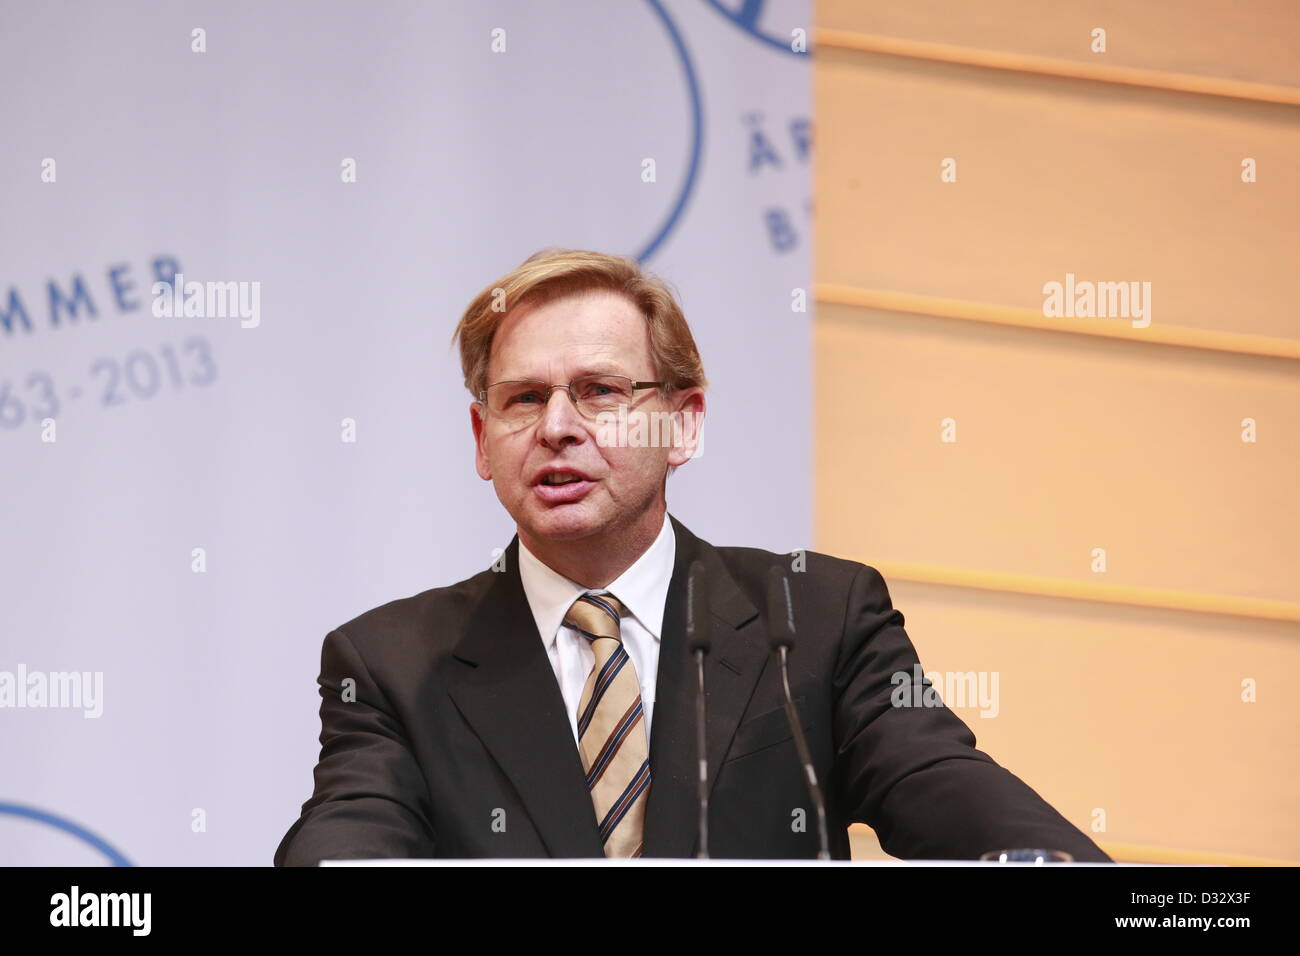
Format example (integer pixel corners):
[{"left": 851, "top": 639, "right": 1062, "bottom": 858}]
[{"left": 536, "top": 386, "right": 586, "bottom": 446}]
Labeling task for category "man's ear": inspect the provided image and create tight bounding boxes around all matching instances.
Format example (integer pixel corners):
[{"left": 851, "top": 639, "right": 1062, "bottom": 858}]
[
  {"left": 470, "top": 401, "right": 492, "bottom": 480},
  {"left": 666, "top": 387, "right": 705, "bottom": 468}
]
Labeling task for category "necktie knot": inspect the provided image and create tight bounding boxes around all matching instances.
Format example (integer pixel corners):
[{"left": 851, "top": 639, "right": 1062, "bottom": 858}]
[{"left": 563, "top": 592, "right": 626, "bottom": 644}]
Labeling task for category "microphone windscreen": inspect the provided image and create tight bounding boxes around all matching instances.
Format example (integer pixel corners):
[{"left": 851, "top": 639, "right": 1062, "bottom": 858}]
[
  {"left": 766, "top": 565, "right": 796, "bottom": 650},
  {"left": 686, "top": 559, "right": 712, "bottom": 653}
]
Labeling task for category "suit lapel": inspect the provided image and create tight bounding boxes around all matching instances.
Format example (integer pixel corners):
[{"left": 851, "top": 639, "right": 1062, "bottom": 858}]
[
  {"left": 444, "top": 535, "right": 604, "bottom": 857},
  {"left": 443, "top": 516, "right": 764, "bottom": 859},
  {"left": 643, "top": 515, "right": 763, "bottom": 858}
]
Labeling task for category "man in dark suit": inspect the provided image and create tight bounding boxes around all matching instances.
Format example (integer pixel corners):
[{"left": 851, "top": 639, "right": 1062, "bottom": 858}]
[{"left": 275, "top": 249, "right": 1110, "bottom": 864}]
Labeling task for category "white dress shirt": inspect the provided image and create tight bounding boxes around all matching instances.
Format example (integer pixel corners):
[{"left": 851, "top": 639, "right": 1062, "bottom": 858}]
[{"left": 517, "top": 511, "right": 675, "bottom": 748}]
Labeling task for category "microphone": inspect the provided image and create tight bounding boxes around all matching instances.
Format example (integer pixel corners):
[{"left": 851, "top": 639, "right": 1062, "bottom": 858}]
[
  {"left": 685, "top": 559, "right": 712, "bottom": 859},
  {"left": 765, "top": 565, "right": 830, "bottom": 860}
]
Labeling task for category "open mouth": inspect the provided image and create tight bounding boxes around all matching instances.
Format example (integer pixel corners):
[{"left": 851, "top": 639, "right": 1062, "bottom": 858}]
[
  {"left": 534, "top": 470, "right": 595, "bottom": 503},
  {"left": 538, "top": 471, "right": 588, "bottom": 486}
]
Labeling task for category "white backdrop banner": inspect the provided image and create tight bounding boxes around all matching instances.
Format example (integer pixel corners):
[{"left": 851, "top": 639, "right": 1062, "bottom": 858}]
[{"left": 0, "top": 0, "right": 811, "bottom": 864}]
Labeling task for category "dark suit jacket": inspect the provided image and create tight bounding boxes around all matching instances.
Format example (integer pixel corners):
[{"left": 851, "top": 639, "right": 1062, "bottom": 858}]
[{"left": 275, "top": 515, "right": 1110, "bottom": 863}]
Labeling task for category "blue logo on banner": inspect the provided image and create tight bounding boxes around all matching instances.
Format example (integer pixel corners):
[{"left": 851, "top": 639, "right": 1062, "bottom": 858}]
[
  {"left": 636, "top": 0, "right": 704, "bottom": 263},
  {"left": 0, "top": 802, "right": 132, "bottom": 866},
  {"left": 704, "top": 0, "right": 811, "bottom": 56}
]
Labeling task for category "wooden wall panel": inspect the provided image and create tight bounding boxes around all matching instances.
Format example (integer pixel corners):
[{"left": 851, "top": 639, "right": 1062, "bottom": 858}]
[
  {"left": 845, "top": 581, "right": 1300, "bottom": 861},
  {"left": 813, "top": 1, "right": 1299, "bottom": 862},
  {"left": 818, "top": 0, "right": 1300, "bottom": 88},
  {"left": 815, "top": 51, "right": 1300, "bottom": 339},
  {"left": 815, "top": 307, "right": 1300, "bottom": 603}
]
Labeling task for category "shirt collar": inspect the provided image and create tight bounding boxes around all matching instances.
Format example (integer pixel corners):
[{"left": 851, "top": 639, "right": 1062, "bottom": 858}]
[{"left": 517, "top": 511, "right": 676, "bottom": 649}]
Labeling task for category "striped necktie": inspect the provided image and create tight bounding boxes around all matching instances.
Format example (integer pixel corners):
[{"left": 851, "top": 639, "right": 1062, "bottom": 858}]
[{"left": 563, "top": 592, "right": 651, "bottom": 858}]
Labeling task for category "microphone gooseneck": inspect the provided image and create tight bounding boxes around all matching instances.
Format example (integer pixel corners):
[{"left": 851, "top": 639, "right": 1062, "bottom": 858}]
[
  {"left": 686, "top": 559, "right": 712, "bottom": 859},
  {"left": 765, "top": 565, "right": 831, "bottom": 860}
]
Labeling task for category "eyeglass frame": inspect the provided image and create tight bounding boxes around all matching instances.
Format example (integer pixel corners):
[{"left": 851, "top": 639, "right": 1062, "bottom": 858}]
[{"left": 476, "top": 373, "right": 669, "bottom": 422}]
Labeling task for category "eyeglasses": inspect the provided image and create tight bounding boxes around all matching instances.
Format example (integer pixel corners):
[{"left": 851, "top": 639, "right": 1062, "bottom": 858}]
[{"left": 478, "top": 373, "right": 666, "bottom": 424}]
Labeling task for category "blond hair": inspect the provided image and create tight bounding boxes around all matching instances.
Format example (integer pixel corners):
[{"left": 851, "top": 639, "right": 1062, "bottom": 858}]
[{"left": 451, "top": 248, "right": 708, "bottom": 398}]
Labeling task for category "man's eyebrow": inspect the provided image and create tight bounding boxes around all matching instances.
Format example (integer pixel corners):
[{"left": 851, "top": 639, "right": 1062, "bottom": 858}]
[
  {"left": 573, "top": 364, "right": 628, "bottom": 377},
  {"left": 497, "top": 365, "right": 628, "bottom": 381}
]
